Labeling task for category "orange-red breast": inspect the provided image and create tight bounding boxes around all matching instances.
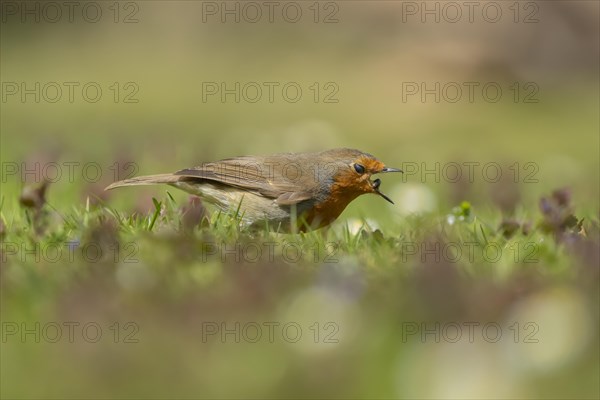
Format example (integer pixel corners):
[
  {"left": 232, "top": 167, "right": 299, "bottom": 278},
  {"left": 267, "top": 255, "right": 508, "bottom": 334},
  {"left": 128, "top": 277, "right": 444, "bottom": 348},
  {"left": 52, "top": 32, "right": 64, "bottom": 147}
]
[{"left": 106, "top": 148, "right": 402, "bottom": 231}]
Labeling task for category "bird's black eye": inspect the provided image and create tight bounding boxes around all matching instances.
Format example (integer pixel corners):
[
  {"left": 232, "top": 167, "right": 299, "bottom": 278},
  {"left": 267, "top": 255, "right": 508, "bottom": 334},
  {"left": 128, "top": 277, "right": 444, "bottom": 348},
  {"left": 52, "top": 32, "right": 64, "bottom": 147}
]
[{"left": 354, "top": 163, "right": 366, "bottom": 174}]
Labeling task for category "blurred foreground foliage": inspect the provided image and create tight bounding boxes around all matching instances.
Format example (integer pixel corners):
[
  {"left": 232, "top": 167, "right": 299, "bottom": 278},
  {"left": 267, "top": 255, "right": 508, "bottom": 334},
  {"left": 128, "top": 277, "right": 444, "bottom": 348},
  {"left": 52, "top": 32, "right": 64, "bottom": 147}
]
[{"left": 1, "top": 183, "right": 598, "bottom": 399}]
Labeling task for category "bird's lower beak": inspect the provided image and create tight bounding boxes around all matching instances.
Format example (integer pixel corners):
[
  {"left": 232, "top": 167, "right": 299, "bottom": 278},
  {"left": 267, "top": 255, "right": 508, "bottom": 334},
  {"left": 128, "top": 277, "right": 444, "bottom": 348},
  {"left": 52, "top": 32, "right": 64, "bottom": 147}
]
[{"left": 371, "top": 178, "right": 394, "bottom": 204}]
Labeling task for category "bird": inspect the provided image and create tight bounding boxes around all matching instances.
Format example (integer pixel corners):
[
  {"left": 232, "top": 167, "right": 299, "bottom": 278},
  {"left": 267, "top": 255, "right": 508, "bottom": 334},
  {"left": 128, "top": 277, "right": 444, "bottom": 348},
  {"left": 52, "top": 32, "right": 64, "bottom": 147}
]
[{"left": 106, "top": 148, "right": 402, "bottom": 231}]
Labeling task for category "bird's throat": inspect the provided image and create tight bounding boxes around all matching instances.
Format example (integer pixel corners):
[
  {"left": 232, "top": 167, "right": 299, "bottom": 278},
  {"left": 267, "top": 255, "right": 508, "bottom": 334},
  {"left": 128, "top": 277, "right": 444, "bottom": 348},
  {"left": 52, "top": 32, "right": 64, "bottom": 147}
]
[{"left": 301, "top": 183, "right": 362, "bottom": 229}]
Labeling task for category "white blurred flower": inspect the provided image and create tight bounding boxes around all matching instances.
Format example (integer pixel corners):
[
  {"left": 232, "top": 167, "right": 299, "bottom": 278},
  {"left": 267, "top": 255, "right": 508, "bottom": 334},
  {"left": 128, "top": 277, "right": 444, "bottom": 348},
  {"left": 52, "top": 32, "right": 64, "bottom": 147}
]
[
  {"left": 503, "top": 287, "right": 592, "bottom": 374},
  {"left": 343, "top": 218, "right": 380, "bottom": 235},
  {"left": 394, "top": 341, "right": 521, "bottom": 399},
  {"left": 389, "top": 183, "right": 437, "bottom": 216}
]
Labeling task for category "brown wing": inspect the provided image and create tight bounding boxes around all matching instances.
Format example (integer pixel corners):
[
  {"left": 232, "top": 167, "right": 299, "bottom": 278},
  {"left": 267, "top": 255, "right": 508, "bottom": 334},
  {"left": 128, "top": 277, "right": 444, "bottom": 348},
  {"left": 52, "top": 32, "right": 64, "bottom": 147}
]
[{"left": 174, "top": 156, "right": 314, "bottom": 205}]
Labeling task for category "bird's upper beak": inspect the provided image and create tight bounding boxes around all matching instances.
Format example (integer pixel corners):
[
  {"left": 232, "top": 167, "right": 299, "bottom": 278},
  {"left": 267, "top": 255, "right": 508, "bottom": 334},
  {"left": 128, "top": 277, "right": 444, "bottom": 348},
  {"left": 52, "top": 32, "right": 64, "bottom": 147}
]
[
  {"left": 371, "top": 166, "right": 402, "bottom": 204},
  {"left": 380, "top": 167, "right": 403, "bottom": 173}
]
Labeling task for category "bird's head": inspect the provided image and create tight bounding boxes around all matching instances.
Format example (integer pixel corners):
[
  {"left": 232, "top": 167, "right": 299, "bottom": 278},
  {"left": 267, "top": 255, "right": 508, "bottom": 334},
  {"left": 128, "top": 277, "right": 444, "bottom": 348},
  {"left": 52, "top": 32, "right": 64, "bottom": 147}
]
[{"left": 321, "top": 148, "right": 403, "bottom": 204}]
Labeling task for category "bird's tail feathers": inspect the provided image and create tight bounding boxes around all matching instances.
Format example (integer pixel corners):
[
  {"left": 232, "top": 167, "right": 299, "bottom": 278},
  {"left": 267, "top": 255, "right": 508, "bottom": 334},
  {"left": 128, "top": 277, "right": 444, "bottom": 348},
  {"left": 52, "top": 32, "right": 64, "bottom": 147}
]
[{"left": 105, "top": 174, "right": 181, "bottom": 190}]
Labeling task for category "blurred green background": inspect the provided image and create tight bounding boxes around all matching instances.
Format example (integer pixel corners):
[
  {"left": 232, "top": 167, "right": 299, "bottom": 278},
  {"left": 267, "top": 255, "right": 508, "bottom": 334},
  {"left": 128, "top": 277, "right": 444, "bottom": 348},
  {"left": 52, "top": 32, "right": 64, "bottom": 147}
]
[
  {"left": 1, "top": 1, "right": 599, "bottom": 399},
  {"left": 1, "top": 0, "right": 599, "bottom": 216}
]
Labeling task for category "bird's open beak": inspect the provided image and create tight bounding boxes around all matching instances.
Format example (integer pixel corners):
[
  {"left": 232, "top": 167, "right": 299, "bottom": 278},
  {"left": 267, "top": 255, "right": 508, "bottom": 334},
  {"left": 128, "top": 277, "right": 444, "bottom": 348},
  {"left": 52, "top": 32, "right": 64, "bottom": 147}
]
[
  {"left": 373, "top": 167, "right": 404, "bottom": 204},
  {"left": 371, "top": 178, "right": 394, "bottom": 204},
  {"left": 370, "top": 166, "right": 402, "bottom": 204}
]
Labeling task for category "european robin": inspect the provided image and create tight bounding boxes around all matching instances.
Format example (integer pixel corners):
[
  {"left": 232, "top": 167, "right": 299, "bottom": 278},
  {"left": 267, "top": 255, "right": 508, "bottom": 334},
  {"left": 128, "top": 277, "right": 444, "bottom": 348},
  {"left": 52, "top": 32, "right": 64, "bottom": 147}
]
[{"left": 106, "top": 148, "right": 402, "bottom": 231}]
